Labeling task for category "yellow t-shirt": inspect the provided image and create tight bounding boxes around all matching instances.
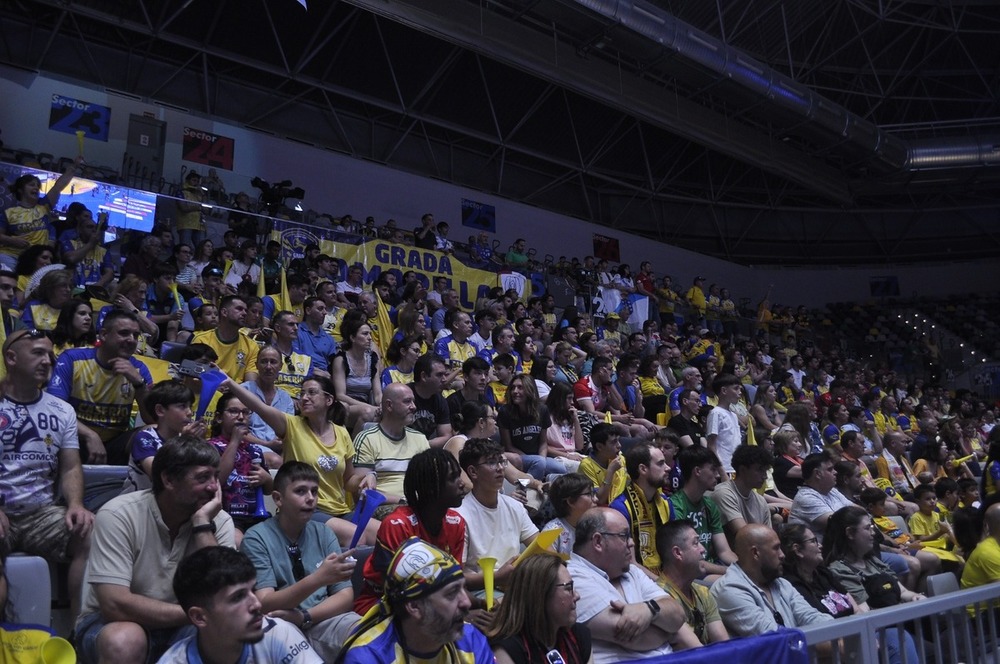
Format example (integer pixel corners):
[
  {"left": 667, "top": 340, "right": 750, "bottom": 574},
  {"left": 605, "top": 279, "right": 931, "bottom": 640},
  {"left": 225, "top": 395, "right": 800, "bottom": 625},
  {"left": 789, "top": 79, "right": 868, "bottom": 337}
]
[
  {"left": 191, "top": 329, "right": 259, "bottom": 383},
  {"left": 579, "top": 456, "right": 627, "bottom": 503},
  {"left": 2, "top": 202, "right": 54, "bottom": 258},
  {"left": 282, "top": 414, "right": 355, "bottom": 516}
]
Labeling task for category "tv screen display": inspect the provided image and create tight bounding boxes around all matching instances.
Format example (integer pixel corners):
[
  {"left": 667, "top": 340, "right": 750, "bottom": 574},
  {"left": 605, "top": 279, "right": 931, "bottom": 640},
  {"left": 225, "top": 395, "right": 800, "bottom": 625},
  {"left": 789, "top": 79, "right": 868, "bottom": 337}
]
[{"left": 0, "top": 163, "right": 157, "bottom": 234}]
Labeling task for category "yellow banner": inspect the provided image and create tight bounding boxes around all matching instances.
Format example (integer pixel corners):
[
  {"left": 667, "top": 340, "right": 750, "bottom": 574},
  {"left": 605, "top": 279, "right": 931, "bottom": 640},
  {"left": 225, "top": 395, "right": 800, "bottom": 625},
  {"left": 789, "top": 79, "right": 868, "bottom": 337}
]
[{"left": 271, "top": 223, "right": 530, "bottom": 309}]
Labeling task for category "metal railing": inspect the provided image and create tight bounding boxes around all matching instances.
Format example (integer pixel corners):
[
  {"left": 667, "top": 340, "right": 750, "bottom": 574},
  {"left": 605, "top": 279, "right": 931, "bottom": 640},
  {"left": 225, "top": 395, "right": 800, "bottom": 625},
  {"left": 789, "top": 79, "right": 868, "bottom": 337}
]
[{"left": 798, "top": 580, "right": 1000, "bottom": 663}]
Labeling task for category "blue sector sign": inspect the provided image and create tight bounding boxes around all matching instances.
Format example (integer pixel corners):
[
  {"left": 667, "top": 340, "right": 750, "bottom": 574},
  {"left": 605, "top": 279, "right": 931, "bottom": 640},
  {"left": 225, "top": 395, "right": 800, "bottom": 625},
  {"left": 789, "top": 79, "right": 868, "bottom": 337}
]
[{"left": 49, "top": 94, "right": 111, "bottom": 141}]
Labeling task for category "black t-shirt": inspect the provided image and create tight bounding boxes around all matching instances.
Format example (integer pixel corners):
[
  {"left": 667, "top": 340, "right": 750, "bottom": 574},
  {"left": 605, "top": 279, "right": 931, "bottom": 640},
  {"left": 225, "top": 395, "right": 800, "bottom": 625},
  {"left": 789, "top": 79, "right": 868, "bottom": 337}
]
[
  {"left": 667, "top": 414, "right": 702, "bottom": 444},
  {"left": 412, "top": 390, "right": 450, "bottom": 439},
  {"left": 497, "top": 404, "right": 552, "bottom": 456},
  {"left": 773, "top": 455, "right": 803, "bottom": 498},
  {"left": 494, "top": 623, "right": 591, "bottom": 664},
  {"left": 413, "top": 227, "right": 437, "bottom": 249},
  {"left": 446, "top": 391, "right": 487, "bottom": 421}
]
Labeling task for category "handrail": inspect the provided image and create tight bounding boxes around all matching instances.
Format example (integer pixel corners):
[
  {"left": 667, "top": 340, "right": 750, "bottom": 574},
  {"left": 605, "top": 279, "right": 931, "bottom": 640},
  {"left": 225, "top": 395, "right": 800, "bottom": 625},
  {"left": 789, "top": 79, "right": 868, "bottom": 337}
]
[{"left": 798, "top": 579, "right": 1000, "bottom": 663}]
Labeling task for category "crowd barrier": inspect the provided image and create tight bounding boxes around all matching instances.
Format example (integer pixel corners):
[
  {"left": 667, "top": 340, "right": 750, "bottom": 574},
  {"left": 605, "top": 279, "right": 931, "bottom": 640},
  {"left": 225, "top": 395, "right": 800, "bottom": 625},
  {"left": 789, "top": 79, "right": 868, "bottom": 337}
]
[
  {"left": 798, "top": 579, "right": 1000, "bottom": 663},
  {"left": 620, "top": 628, "right": 809, "bottom": 663}
]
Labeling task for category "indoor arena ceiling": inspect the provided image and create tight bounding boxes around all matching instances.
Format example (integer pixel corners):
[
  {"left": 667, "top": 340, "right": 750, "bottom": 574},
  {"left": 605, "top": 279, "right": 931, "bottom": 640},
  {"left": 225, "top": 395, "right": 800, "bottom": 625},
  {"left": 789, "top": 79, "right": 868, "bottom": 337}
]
[{"left": 3, "top": 0, "right": 1000, "bottom": 265}]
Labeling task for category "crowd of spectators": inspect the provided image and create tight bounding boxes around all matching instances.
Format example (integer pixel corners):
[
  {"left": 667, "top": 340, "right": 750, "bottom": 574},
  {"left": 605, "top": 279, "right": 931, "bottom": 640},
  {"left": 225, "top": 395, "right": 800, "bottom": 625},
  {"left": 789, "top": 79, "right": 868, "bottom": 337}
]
[{"left": 1, "top": 156, "right": 998, "bottom": 663}]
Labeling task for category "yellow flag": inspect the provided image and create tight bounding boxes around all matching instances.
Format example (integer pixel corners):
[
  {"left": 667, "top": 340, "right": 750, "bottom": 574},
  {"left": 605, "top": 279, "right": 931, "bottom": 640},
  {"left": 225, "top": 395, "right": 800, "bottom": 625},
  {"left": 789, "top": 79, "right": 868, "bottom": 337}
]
[
  {"left": 279, "top": 268, "right": 291, "bottom": 313},
  {"left": 256, "top": 267, "right": 267, "bottom": 299},
  {"left": 374, "top": 288, "right": 393, "bottom": 359}
]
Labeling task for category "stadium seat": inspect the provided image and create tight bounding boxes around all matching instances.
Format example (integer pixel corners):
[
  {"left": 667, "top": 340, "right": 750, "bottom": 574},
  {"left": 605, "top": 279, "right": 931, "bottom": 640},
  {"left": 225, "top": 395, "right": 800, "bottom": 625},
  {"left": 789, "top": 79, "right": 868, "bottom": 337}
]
[
  {"left": 926, "top": 572, "right": 958, "bottom": 597},
  {"left": 7, "top": 555, "right": 52, "bottom": 626}
]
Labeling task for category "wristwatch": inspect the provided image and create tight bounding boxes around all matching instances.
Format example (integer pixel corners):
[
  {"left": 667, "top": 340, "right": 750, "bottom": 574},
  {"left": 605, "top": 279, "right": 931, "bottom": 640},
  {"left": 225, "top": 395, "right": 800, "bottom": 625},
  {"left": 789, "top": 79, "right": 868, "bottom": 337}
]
[
  {"left": 646, "top": 599, "right": 660, "bottom": 617},
  {"left": 191, "top": 522, "right": 217, "bottom": 535},
  {"left": 298, "top": 608, "right": 313, "bottom": 630}
]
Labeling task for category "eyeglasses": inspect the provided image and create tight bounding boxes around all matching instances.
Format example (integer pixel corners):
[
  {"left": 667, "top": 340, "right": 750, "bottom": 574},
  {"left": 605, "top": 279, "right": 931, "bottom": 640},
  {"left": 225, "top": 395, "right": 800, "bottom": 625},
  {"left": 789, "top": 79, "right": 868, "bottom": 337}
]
[
  {"left": 224, "top": 408, "right": 250, "bottom": 417},
  {"left": 2, "top": 328, "right": 46, "bottom": 353},
  {"left": 600, "top": 531, "right": 633, "bottom": 543},
  {"left": 477, "top": 458, "right": 509, "bottom": 469},
  {"left": 799, "top": 537, "right": 818, "bottom": 546},
  {"left": 577, "top": 488, "right": 598, "bottom": 499},
  {"left": 554, "top": 580, "right": 574, "bottom": 593},
  {"left": 287, "top": 545, "right": 306, "bottom": 581},
  {"left": 772, "top": 609, "right": 785, "bottom": 626}
]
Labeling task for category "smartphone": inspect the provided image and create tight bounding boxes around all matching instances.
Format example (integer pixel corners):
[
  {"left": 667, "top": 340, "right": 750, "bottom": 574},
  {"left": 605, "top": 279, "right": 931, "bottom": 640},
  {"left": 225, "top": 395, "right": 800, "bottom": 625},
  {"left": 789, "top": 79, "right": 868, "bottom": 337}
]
[{"left": 177, "top": 359, "right": 207, "bottom": 377}]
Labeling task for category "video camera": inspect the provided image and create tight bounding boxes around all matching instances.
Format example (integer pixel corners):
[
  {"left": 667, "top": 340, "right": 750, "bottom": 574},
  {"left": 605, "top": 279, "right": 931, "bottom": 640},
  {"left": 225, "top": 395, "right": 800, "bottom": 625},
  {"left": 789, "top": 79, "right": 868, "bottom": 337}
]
[{"left": 251, "top": 176, "right": 305, "bottom": 213}]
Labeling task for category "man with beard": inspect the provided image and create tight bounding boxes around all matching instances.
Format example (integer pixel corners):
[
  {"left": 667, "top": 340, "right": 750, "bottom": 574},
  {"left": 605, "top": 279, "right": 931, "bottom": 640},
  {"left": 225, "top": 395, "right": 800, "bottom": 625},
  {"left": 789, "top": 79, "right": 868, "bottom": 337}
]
[
  {"left": 611, "top": 443, "right": 675, "bottom": 575},
  {"left": 49, "top": 309, "right": 153, "bottom": 463},
  {"left": 568, "top": 507, "right": 700, "bottom": 663},
  {"left": 354, "top": 449, "right": 467, "bottom": 615},
  {"left": 159, "top": 546, "right": 322, "bottom": 664},
  {"left": 0, "top": 328, "right": 93, "bottom": 625},
  {"left": 192, "top": 295, "right": 259, "bottom": 383},
  {"left": 241, "top": 462, "right": 360, "bottom": 661},
  {"left": 351, "top": 383, "right": 430, "bottom": 504},
  {"left": 341, "top": 538, "right": 493, "bottom": 664},
  {"left": 710, "top": 524, "right": 831, "bottom": 636},
  {"left": 74, "top": 436, "right": 235, "bottom": 664}
]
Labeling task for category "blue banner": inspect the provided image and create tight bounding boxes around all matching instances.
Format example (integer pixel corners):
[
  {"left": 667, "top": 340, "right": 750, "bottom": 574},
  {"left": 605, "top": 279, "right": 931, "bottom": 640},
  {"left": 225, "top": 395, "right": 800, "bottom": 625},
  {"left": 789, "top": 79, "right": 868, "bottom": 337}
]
[{"left": 48, "top": 94, "right": 111, "bottom": 142}]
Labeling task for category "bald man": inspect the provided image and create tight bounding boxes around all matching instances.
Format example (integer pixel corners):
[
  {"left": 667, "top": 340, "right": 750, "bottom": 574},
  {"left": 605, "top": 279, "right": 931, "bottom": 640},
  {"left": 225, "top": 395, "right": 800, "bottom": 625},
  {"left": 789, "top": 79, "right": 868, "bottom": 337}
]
[
  {"left": 961, "top": 503, "right": 1000, "bottom": 593},
  {"left": 710, "top": 524, "right": 831, "bottom": 636},
  {"left": 350, "top": 383, "right": 430, "bottom": 504}
]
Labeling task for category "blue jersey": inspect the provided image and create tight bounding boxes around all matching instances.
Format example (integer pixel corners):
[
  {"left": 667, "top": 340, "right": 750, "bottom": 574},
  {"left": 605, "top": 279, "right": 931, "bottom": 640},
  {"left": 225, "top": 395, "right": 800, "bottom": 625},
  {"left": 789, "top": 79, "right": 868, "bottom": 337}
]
[
  {"left": 434, "top": 335, "right": 476, "bottom": 371},
  {"left": 342, "top": 620, "right": 494, "bottom": 664}
]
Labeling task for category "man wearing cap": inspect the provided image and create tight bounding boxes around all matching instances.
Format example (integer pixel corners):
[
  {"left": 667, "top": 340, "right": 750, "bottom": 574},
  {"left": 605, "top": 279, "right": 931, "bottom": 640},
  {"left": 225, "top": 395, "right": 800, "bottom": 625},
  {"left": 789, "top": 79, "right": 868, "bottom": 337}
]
[
  {"left": 341, "top": 537, "right": 493, "bottom": 664},
  {"left": 596, "top": 313, "right": 622, "bottom": 346},
  {"left": 176, "top": 171, "right": 207, "bottom": 247},
  {"left": 183, "top": 264, "right": 231, "bottom": 331},
  {"left": 685, "top": 277, "right": 707, "bottom": 328},
  {"left": 0, "top": 327, "right": 94, "bottom": 625}
]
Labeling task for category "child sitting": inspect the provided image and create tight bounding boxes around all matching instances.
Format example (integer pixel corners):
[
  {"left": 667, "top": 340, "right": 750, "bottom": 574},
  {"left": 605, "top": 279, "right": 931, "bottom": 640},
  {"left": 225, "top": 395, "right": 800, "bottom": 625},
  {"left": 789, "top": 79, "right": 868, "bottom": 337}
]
[
  {"left": 908, "top": 483, "right": 965, "bottom": 574},
  {"left": 208, "top": 392, "right": 273, "bottom": 543},
  {"left": 957, "top": 477, "right": 981, "bottom": 509},
  {"left": 487, "top": 353, "right": 516, "bottom": 406}
]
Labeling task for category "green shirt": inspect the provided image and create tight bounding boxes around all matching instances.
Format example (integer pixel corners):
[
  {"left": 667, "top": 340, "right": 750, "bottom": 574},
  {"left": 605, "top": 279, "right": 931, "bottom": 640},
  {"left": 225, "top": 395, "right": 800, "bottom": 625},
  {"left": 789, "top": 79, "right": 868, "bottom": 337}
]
[{"left": 669, "top": 490, "right": 724, "bottom": 564}]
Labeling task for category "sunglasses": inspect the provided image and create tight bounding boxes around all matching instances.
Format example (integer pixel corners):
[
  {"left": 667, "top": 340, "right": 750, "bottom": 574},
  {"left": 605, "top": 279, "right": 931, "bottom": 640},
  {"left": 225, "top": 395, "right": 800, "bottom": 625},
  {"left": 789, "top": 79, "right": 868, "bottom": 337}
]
[
  {"left": 287, "top": 545, "right": 306, "bottom": 581},
  {"left": 2, "top": 328, "right": 46, "bottom": 353}
]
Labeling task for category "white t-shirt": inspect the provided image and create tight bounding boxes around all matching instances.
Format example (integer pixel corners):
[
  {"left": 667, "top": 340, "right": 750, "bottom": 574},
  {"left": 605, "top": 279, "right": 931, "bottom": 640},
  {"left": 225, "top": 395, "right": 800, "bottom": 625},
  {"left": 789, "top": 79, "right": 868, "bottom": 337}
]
[
  {"left": 0, "top": 392, "right": 79, "bottom": 515},
  {"left": 568, "top": 554, "right": 672, "bottom": 664},
  {"left": 706, "top": 406, "right": 741, "bottom": 473},
  {"left": 456, "top": 492, "right": 537, "bottom": 571},
  {"left": 156, "top": 617, "right": 321, "bottom": 664}
]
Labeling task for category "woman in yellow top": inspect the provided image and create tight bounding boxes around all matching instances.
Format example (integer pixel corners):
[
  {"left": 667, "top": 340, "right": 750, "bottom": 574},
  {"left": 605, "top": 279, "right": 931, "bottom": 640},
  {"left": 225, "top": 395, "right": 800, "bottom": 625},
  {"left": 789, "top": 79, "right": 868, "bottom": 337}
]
[{"left": 223, "top": 373, "right": 377, "bottom": 547}]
